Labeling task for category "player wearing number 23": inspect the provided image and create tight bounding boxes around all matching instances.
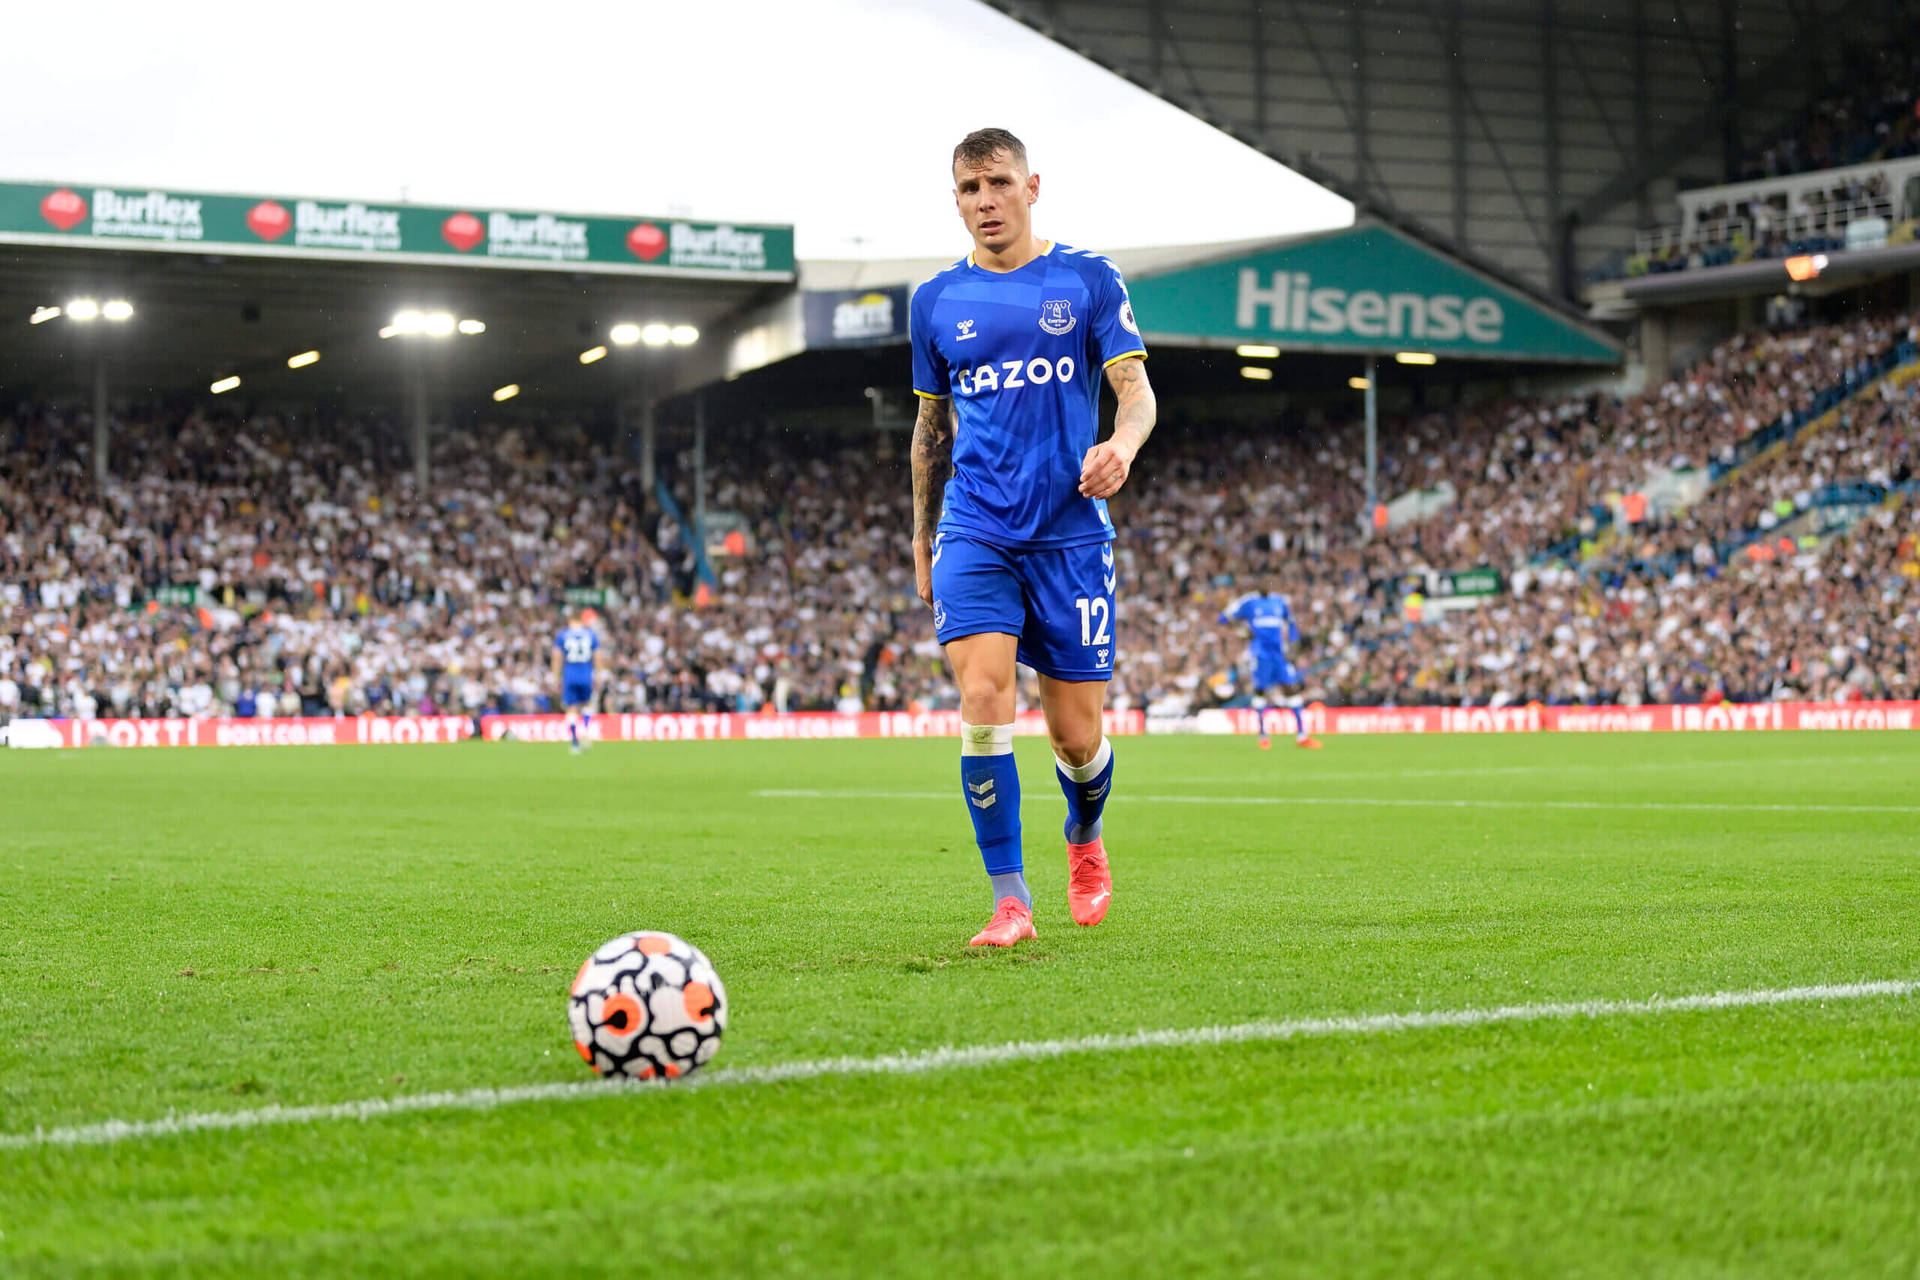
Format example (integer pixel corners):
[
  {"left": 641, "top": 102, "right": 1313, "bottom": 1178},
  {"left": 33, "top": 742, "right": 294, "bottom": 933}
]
[{"left": 908, "top": 127, "right": 1157, "bottom": 948}]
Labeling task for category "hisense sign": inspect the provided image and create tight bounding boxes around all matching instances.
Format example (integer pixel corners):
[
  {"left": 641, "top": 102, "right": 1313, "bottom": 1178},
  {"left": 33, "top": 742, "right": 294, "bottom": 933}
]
[
  {"left": 1236, "top": 270, "right": 1505, "bottom": 344},
  {"left": 1126, "top": 224, "right": 1619, "bottom": 364}
]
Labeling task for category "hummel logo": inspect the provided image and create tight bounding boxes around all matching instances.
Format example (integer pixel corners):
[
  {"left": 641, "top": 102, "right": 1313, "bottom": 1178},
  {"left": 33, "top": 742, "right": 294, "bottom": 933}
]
[
  {"left": 1100, "top": 546, "right": 1114, "bottom": 568},
  {"left": 956, "top": 319, "right": 978, "bottom": 341},
  {"left": 1096, "top": 648, "right": 1109, "bottom": 663},
  {"left": 967, "top": 779, "right": 995, "bottom": 795},
  {"left": 970, "top": 794, "right": 998, "bottom": 810},
  {"left": 1102, "top": 575, "right": 1117, "bottom": 594},
  {"left": 1085, "top": 782, "right": 1109, "bottom": 800}
]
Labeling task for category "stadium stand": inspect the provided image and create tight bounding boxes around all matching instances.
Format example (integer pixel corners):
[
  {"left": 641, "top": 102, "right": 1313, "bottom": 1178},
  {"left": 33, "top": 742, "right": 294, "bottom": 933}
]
[
  {"left": 1734, "top": 46, "right": 1920, "bottom": 182},
  {"left": 2, "top": 313, "right": 1915, "bottom": 722},
  {"left": 1592, "top": 47, "right": 1920, "bottom": 281}
]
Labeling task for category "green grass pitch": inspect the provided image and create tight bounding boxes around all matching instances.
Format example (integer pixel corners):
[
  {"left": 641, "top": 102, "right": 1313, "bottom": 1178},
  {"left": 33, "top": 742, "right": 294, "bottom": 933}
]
[{"left": 2, "top": 732, "right": 1918, "bottom": 1276}]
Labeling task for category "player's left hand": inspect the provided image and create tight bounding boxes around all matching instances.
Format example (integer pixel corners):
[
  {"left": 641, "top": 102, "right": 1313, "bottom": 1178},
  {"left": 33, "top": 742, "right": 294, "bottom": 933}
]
[{"left": 1079, "top": 441, "right": 1134, "bottom": 499}]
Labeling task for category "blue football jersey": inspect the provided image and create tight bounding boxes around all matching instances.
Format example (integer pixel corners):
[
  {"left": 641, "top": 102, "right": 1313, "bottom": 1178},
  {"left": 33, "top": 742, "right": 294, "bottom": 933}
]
[
  {"left": 1220, "top": 593, "right": 1299, "bottom": 659},
  {"left": 910, "top": 242, "right": 1147, "bottom": 551},
  {"left": 555, "top": 625, "right": 599, "bottom": 675}
]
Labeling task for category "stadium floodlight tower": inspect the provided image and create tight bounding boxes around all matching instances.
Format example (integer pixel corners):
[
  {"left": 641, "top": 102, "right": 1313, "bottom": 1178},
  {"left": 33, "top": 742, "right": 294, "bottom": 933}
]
[
  {"left": 380, "top": 309, "right": 481, "bottom": 488},
  {"left": 604, "top": 319, "right": 700, "bottom": 540},
  {"left": 1362, "top": 355, "right": 1377, "bottom": 532},
  {"left": 33, "top": 297, "right": 137, "bottom": 488}
]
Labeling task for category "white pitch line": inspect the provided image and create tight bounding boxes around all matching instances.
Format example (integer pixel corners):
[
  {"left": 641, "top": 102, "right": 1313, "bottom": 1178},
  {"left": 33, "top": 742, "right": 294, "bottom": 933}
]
[
  {"left": 3, "top": 980, "right": 1912, "bottom": 1152},
  {"left": 1162, "top": 753, "right": 1917, "bottom": 785},
  {"left": 755, "top": 789, "right": 1920, "bottom": 814}
]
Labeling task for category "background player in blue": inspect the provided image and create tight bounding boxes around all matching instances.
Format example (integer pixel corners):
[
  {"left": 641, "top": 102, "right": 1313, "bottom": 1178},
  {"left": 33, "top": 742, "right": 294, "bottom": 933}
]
[
  {"left": 551, "top": 610, "right": 599, "bottom": 754},
  {"left": 909, "top": 127, "right": 1157, "bottom": 948},
  {"left": 1220, "top": 590, "right": 1322, "bottom": 751}
]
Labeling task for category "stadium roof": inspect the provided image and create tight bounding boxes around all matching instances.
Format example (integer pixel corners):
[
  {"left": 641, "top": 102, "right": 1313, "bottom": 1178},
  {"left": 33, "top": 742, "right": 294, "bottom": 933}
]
[
  {"left": 0, "top": 243, "right": 792, "bottom": 408},
  {"left": 979, "top": 0, "right": 1900, "bottom": 303},
  {"left": 0, "top": 179, "right": 795, "bottom": 408}
]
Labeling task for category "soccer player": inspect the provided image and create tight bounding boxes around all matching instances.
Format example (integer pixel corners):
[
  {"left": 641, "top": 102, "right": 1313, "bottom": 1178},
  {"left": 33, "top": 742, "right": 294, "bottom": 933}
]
[
  {"left": 1219, "top": 589, "right": 1321, "bottom": 750},
  {"left": 909, "top": 127, "right": 1157, "bottom": 948},
  {"left": 552, "top": 610, "right": 600, "bottom": 753}
]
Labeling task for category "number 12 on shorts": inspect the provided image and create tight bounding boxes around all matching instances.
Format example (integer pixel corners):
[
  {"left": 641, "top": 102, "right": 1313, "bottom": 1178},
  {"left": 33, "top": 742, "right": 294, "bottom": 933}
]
[{"left": 1074, "top": 596, "right": 1111, "bottom": 647}]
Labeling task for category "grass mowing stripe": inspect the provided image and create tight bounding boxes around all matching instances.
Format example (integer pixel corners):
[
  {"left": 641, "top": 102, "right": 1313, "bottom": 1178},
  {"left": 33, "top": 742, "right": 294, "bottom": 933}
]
[
  {"left": 756, "top": 789, "right": 1920, "bottom": 814},
  {"left": 7, "top": 979, "right": 1912, "bottom": 1153}
]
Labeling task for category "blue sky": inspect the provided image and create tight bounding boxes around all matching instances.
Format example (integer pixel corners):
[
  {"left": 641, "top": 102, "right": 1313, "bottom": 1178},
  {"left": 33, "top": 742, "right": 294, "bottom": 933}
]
[{"left": 0, "top": 0, "right": 1352, "bottom": 259}]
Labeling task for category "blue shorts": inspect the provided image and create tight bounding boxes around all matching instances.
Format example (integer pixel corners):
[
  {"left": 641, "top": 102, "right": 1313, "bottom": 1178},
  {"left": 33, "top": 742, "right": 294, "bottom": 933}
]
[
  {"left": 1252, "top": 655, "right": 1300, "bottom": 693},
  {"left": 561, "top": 675, "right": 595, "bottom": 708},
  {"left": 931, "top": 533, "right": 1116, "bottom": 682}
]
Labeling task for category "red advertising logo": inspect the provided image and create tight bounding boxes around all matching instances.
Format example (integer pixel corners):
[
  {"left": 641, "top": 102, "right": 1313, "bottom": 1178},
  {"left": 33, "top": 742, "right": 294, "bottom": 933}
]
[
  {"left": 626, "top": 222, "right": 667, "bottom": 261},
  {"left": 246, "top": 200, "right": 292, "bottom": 241},
  {"left": 39, "top": 188, "right": 87, "bottom": 231},
  {"left": 442, "top": 211, "right": 484, "bottom": 252}
]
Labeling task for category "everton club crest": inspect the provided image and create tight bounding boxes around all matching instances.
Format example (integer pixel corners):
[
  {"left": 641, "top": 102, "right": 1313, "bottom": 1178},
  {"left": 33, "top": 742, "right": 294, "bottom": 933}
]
[{"left": 1038, "top": 299, "right": 1076, "bottom": 335}]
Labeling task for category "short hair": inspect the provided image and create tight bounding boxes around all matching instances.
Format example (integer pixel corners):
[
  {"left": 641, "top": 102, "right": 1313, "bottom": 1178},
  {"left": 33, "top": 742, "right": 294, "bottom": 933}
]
[{"left": 952, "top": 128, "right": 1028, "bottom": 174}]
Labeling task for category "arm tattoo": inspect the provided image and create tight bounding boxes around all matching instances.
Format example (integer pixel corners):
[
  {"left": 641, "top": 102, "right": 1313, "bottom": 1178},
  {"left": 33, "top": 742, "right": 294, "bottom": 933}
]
[
  {"left": 910, "top": 395, "right": 955, "bottom": 543},
  {"left": 1105, "top": 357, "right": 1157, "bottom": 457}
]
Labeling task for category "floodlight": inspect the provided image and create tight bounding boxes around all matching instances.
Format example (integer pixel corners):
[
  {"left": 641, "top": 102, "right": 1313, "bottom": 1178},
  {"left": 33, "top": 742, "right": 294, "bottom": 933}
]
[
  {"left": 640, "top": 324, "right": 672, "bottom": 346},
  {"left": 102, "top": 300, "right": 134, "bottom": 322},
  {"left": 610, "top": 323, "right": 641, "bottom": 345},
  {"left": 210, "top": 376, "right": 241, "bottom": 394},
  {"left": 670, "top": 325, "right": 699, "bottom": 346},
  {"left": 66, "top": 298, "right": 100, "bottom": 321},
  {"left": 579, "top": 346, "right": 607, "bottom": 365}
]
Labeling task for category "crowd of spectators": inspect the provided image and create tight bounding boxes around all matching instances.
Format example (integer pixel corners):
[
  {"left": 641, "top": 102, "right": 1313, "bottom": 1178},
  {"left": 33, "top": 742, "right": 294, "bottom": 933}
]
[
  {"left": 1092, "top": 313, "right": 1917, "bottom": 712},
  {"left": 1595, "top": 368, "right": 1918, "bottom": 575},
  {"left": 1734, "top": 46, "right": 1920, "bottom": 183},
  {"left": 1318, "top": 500, "right": 1918, "bottom": 708},
  {"left": 1597, "top": 46, "right": 1920, "bottom": 281},
  {"left": 2, "top": 311, "right": 1916, "bottom": 723}
]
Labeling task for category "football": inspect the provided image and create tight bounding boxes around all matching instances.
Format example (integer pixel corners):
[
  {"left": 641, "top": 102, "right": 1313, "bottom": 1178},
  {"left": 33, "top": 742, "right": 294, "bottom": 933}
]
[{"left": 567, "top": 931, "right": 727, "bottom": 1080}]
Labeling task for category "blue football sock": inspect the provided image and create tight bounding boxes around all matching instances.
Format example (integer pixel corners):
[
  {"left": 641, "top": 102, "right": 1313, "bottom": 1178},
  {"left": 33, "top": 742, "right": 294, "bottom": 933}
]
[
  {"left": 580, "top": 712, "right": 592, "bottom": 742},
  {"left": 1291, "top": 705, "right": 1308, "bottom": 741},
  {"left": 1254, "top": 702, "right": 1270, "bottom": 737},
  {"left": 567, "top": 714, "right": 579, "bottom": 745},
  {"left": 961, "top": 723, "right": 1026, "bottom": 907},
  {"left": 1055, "top": 737, "right": 1114, "bottom": 845}
]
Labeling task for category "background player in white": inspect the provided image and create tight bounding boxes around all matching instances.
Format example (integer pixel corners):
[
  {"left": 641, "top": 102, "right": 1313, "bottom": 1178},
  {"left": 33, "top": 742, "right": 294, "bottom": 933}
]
[{"left": 909, "top": 128, "right": 1157, "bottom": 947}]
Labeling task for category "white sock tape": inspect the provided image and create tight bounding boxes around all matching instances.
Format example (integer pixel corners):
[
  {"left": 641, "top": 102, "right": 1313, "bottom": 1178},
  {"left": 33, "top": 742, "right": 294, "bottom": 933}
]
[
  {"left": 960, "top": 721, "right": 1016, "bottom": 757},
  {"left": 1055, "top": 736, "right": 1111, "bottom": 782}
]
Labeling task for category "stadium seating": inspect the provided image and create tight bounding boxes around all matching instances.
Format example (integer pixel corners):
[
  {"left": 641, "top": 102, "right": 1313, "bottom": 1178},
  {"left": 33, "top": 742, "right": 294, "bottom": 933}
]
[
  {"left": 1591, "top": 47, "right": 1920, "bottom": 282},
  {"left": 2, "top": 312, "right": 1915, "bottom": 721},
  {"left": 1734, "top": 48, "right": 1920, "bottom": 183}
]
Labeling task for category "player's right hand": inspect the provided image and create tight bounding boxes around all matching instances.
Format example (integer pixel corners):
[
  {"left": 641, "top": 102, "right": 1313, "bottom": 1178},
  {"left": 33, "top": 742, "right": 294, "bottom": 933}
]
[{"left": 913, "top": 538, "right": 934, "bottom": 607}]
